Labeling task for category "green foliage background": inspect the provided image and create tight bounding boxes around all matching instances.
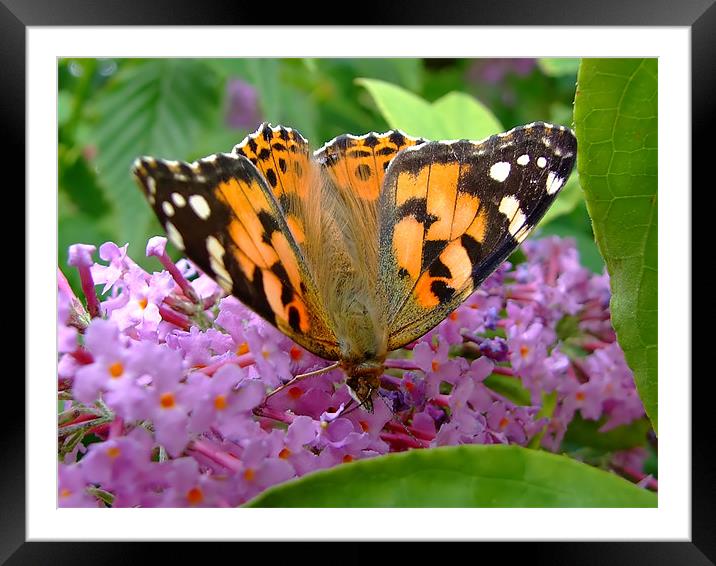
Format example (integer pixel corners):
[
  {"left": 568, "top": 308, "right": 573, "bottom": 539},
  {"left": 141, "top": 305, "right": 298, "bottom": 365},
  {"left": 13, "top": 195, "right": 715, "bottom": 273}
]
[{"left": 58, "top": 58, "right": 658, "bottom": 507}]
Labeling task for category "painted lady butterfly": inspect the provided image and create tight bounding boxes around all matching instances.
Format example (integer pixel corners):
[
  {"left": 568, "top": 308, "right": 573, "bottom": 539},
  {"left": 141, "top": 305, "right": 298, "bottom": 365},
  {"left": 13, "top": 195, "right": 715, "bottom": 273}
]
[{"left": 133, "top": 122, "right": 577, "bottom": 411}]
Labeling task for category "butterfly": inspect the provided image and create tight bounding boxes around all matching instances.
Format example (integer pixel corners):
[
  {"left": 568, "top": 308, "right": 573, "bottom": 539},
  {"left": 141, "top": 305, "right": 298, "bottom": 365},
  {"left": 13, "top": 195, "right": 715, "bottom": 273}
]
[{"left": 132, "top": 121, "right": 577, "bottom": 411}]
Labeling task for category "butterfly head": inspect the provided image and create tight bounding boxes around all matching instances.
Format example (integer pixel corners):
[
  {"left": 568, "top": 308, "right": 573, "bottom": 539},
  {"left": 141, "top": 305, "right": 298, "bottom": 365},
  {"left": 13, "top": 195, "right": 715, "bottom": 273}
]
[{"left": 342, "top": 358, "right": 384, "bottom": 413}]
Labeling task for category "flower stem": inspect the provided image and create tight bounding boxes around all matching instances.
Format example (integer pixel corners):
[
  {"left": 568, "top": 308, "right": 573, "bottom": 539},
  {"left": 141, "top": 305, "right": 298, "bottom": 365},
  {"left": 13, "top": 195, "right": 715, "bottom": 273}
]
[
  {"left": 384, "top": 359, "right": 420, "bottom": 370},
  {"left": 155, "top": 251, "right": 200, "bottom": 303},
  {"left": 188, "top": 439, "right": 242, "bottom": 472},
  {"left": 158, "top": 304, "right": 191, "bottom": 330},
  {"left": 613, "top": 464, "right": 658, "bottom": 492},
  {"left": 76, "top": 265, "right": 100, "bottom": 318}
]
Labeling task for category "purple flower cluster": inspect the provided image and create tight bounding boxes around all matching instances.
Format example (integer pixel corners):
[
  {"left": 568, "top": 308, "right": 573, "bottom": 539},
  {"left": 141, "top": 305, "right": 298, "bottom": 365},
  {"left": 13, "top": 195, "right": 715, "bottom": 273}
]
[{"left": 57, "top": 235, "right": 649, "bottom": 507}]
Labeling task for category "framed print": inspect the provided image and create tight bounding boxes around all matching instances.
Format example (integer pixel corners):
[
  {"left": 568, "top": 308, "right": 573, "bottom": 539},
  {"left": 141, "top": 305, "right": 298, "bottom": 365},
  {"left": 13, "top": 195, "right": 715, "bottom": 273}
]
[{"left": 6, "top": 0, "right": 708, "bottom": 563}]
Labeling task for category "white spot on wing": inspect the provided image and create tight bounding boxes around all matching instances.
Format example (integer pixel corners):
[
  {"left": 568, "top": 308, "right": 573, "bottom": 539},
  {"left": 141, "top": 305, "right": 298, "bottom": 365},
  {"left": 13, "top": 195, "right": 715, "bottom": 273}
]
[
  {"left": 171, "top": 193, "right": 186, "bottom": 207},
  {"left": 189, "top": 195, "right": 211, "bottom": 220},
  {"left": 206, "top": 235, "right": 232, "bottom": 290},
  {"left": 537, "top": 157, "right": 547, "bottom": 168},
  {"left": 489, "top": 161, "right": 511, "bottom": 182},
  {"left": 499, "top": 195, "right": 527, "bottom": 237},
  {"left": 546, "top": 171, "right": 564, "bottom": 195},
  {"left": 165, "top": 221, "right": 184, "bottom": 250},
  {"left": 147, "top": 177, "right": 156, "bottom": 195},
  {"left": 517, "top": 154, "right": 530, "bottom": 166},
  {"left": 162, "top": 201, "right": 175, "bottom": 217},
  {"left": 515, "top": 224, "right": 532, "bottom": 243},
  {"left": 499, "top": 195, "right": 520, "bottom": 218},
  {"left": 206, "top": 235, "right": 224, "bottom": 258}
]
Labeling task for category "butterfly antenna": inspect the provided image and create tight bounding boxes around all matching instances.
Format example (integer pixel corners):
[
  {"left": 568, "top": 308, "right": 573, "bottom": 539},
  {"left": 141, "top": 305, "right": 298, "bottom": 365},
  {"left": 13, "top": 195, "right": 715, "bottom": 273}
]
[
  {"left": 377, "top": 394, "right": 428, "bottom": 449},
  {"left": 341, "top": 398, "right": 365, "bottom": 417}
]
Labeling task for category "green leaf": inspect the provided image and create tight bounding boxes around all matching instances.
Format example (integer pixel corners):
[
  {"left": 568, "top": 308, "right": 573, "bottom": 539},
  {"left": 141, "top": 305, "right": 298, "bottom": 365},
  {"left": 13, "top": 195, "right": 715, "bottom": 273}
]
[
  {"left": 564, "top": 415, "right": 651, "bottom": 452},
  {"left": 246, "top": 445, "right": 656, "bottom": 507},
  {"left": 484, "top": 374, "right": 531, "bottom": 405},
  {"left": 88, "top": 59, "right": 222, "bottom": 246},
  {"left": 556, "top": 314, "right": 581, "bottom": 341},
  {"left": 357, "top": 78, "right": 502, "bottom": 140},
  {"left": 357, "top": 78, "right": 441, "bottom": 137},
  {"left": 432, "top": 91, "right": 504, "bottom": 139},
  {"left": 59, "top": 144, "right": 113, "bottom": 219},
  {"left": 574, "top": 59, "right": 658, "bottom": 433}
]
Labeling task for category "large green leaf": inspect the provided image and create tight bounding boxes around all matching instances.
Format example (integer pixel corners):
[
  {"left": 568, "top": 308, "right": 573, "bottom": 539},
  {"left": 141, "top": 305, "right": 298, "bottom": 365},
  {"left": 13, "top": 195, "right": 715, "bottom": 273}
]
[
  {"left": 574, "top": 59, "right": 658, "bottom": 432},
  {"left": 87, "top": 59, "right": 222, "bottom": 247},
  {"left": 357, "top": 78, "right": 502, "bottom": 140},
  {"left": 246, "top": 445, "right": 656, "bottom": 507},
  {"left": 431, "top": 91, "right": 503, "bottom": 139}
]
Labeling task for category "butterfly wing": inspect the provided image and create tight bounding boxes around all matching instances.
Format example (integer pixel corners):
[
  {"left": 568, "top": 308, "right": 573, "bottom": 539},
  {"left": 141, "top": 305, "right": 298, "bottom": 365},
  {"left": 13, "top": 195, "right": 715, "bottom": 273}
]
[
  {"left": 314, "top": 129, "right": 427, "bottom": 202},
  {"left": 132, "top": 142, "right": 341, "bottom": 361},
  {"left": 379, "top": 122, "right": 578, "bottom": 350},
  {"left": 311, "top": 129, "right": 427, "bottom": 278},
  {"left": 232, "top": 123, "right": 312, "bottom": 244}
]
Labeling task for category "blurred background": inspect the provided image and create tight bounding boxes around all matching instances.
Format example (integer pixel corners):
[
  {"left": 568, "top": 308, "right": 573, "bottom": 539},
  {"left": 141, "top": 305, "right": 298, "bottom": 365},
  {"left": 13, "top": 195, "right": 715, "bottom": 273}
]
[{"left": 58, "top": 57, "right": 599, "bottom": 292}]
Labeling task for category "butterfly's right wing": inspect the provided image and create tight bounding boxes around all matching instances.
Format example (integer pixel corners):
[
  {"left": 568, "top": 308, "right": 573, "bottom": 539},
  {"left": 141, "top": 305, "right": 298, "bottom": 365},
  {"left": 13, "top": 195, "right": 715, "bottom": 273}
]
[
  {"left": 378, "top": 122, "right": 578, "bottom": 350},
  {"left": 132, "top": 145, "right": 342, "bottom": 361}
]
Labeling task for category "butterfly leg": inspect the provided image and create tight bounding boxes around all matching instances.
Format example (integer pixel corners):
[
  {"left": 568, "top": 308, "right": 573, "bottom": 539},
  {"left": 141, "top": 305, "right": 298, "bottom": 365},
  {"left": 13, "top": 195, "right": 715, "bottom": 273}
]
[
  {"left": 264, "top": 361, "right": 341, "bottom": 401},
  {"left": 341, "top": 399, "right": 367, "bottom": 417}
]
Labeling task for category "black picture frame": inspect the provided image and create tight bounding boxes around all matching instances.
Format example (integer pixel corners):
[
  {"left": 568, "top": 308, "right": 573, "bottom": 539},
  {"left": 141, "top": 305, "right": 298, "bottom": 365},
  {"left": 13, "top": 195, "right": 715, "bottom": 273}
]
[{"left": 7, "top": 1, "right": 707, "bottom": 563}]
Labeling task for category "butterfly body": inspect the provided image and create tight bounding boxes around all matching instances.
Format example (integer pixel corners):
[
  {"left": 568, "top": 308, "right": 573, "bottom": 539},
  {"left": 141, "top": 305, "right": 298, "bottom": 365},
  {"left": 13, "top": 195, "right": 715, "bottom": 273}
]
[{"left": 133, "top": 121, "right": 577, "bottom": 411}]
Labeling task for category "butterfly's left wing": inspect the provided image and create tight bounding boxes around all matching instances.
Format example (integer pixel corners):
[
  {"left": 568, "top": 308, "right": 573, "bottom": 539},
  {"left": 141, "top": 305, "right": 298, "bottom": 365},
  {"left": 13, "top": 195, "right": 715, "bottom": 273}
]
[
  {"left": 379, "top": 122, "right": 577, "bottom": 350},
  {"left": 132, "top": 150, "right": 342, "bottom": 361}
]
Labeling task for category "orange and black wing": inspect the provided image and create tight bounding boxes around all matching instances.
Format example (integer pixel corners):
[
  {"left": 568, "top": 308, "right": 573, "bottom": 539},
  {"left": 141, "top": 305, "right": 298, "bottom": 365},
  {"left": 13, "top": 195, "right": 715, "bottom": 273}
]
[
  {"left": 132, "top": 143, "right": 341, "bottom": 361},
  {"left": 379, "top": 122, "right": 578, "bottom": 350},
  {"left": 311, "top": 129, "right": 427, "bottom": 282},
  {"left": 314, "top": 129, "right": 427, "bottom": 203},
  {"left": 232, "top": 123, "right": 312, "bottom": 248}
]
